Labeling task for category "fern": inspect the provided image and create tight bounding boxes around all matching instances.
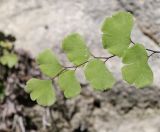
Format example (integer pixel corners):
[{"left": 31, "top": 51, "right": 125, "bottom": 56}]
[{"left": 25, "top": 11, "right": 157, "bottom": 106}]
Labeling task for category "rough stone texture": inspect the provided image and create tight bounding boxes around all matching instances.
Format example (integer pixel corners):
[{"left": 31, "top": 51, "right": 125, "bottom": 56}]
[
  {"left": 0, "top": 0, "right": 160, "bottom": 132},
  {"left": 1, "top": 0, "right": 160, "bottom": 86},
  {"left": 119, "top": 0, "right": 160, "bottom": 44},
  {"left": 0, "top": 0, "right": 119, "bottom": 56}
]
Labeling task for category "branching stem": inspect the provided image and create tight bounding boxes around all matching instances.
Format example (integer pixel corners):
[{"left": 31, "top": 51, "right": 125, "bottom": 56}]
[
  {"left": 53, "top": 39, "right": 160, "bottom": 79},
  {"left": 145, "top": 48, "right": 160, "bottom": 53},
  {"left": 52, "top": 54, "right": 115, "bottom": 79},
  {"left": 130, "top": 39, "right": 160, "bottom": 58}
]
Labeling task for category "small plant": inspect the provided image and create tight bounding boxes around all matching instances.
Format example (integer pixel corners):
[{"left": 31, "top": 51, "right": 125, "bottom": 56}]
[
  {"left": 0, "top": 40, "right": 18, "bottom": 102},
  {"left": 0, "top": 41, "right": 18, "bottom": 68},
  {"left": 25, "top": 11, "right": 159, "bottom": 106}
]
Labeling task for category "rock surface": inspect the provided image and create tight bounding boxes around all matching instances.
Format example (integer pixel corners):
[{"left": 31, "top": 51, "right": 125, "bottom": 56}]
[
  {"left": 0, "top": 0, "right": 119, "bottom": 56},
  {"left": 119, "top": 0, "right": 160, "bottom": 44},
  {"left": 0, "top": 0, "right": 160, "bottom": 86},
  {"left": 0, "top": 0, "right": 160, "bottom": 132}
]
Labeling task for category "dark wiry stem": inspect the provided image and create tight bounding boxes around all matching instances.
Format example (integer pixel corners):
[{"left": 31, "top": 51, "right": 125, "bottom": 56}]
[
  {"left": 52, "top": 55, "right": 115, "bottom": 79},
  {"left": 148, "top": 52, "right": 156, "bottom": 58},
  {"left": 130, "top": 39, "right": 160, "bottom": 57},
  {"left": 130, "top": 39, "right": 135, "bottom": 45},
  {"left": 146, "top": 48, "right": 160, "bottom": 53},
  {"left": 104, "top": 55, "right": 115, "bottom": 63}
]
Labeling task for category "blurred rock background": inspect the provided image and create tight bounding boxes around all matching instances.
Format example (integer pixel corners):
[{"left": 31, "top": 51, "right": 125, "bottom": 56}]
[{"left": 0, "top": 0, "right": 160, "bottom": 132}]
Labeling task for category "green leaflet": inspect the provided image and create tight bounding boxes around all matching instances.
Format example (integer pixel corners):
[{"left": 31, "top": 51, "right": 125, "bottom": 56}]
[
  {"left": 58, "top": 70, "right": 81, "bottom": 98},
  {"left": 122, "top": 44, "right": 153, "bottom": 88},
  {"left": 101, "top": 11, "right": 133, "bottom": 57},
  {"left": 122, "top": 63, "right": 153, "bottom": 88},
  {"left": 0, "top": 41, "right": 12, "bottom": 49},
  {"left": 25, "top": 78, "right": 56, "bottom": 106},
  {"left": 36, "top": 49, "right": 62, "bottom": 77},
  {"left": 122, "top": 44, "right": 148, "bottom": 64},
  {"left": 0, "top": 50, "right": 18, "bottom": 68},
  {"left": 84, "top": 59, "right": 115, "bottom": 90},
  {"left": 62, "top": 33, "right": 90, "bottom": 65}
]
